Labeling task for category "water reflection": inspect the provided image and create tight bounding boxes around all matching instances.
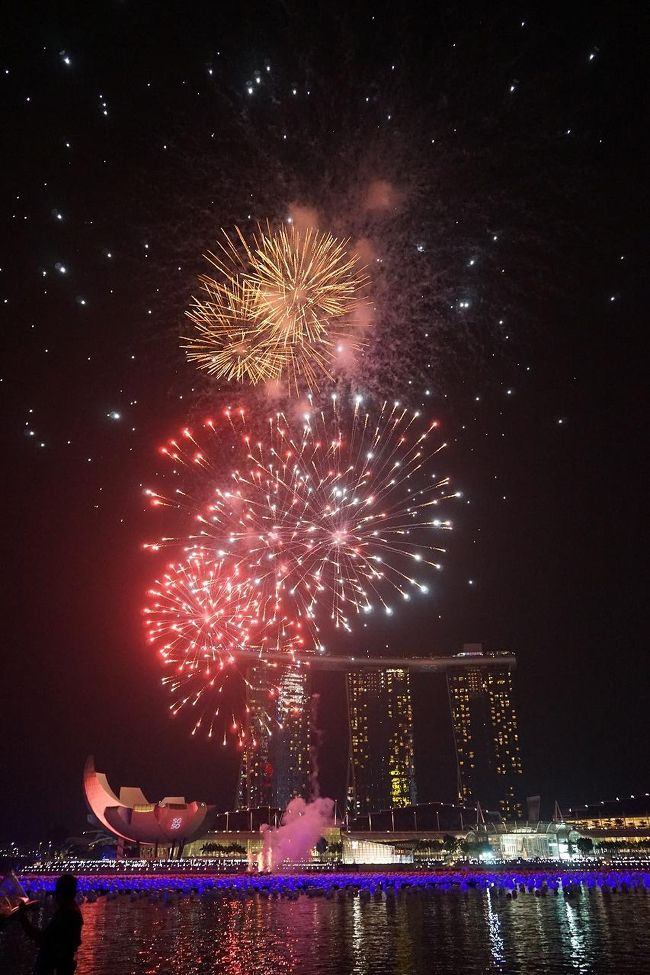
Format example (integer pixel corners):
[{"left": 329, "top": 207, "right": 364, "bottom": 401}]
[
  {"left": 486, "top": 887, "right": 505, "bottom": 969},
  {"left": 350, "top": 894, "right": 365, "bottom": 975},
  {"left": 3, "top": 886, "right": 649, "bottom": 974},
  {"left": 562, "top": 895, "right": 592, "bottom": 972}
]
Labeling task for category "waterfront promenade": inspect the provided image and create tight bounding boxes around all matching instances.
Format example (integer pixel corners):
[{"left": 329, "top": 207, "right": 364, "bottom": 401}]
[{"left": 19, "top": 867, "right": 650, "bottom": 897}]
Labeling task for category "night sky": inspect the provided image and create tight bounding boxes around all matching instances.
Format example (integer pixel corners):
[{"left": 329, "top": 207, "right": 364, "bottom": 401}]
[{"left": 1, "top": 1, "right": 647, "bottom": 842}]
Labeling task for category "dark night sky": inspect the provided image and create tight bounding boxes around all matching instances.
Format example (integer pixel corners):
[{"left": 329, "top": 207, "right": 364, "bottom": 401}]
[{"left": 0, "top": 1, "right": 647, "bottom": 841}]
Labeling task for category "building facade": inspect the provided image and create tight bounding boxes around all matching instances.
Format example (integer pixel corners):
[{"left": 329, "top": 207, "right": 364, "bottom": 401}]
[
  {"left": 447, "top": 645, "right": 523, "bottom": 818},
  {"left": 236, "top": 663, "right": 311, "bottom": 809},
  {"left": 466, "top": 821, "right": 578, "bottom": 861},
  {"left": 83, "top": 756, "right": 215, "bottom": 855},
  {"left": 347, "top": 668, "right": 417, "bottom": 816},
  {"left": 272, "top": 666, "right": 312, "bottom": 808},
  {"left": 564, "top": 795, "right": 650, "bottom": 856}
]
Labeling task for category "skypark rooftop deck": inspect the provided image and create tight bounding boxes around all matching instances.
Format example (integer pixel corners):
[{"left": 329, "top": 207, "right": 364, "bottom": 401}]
[{"left": 232, "top": 651, "right": 517, "bottom": 672}]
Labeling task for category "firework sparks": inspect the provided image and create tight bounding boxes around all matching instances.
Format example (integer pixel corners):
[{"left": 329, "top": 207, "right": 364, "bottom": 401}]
[
  {"left": 145, "top": 396, "right": 456, "bottom": 634},
  {"left": 183, "top": 224, "right": 369, "bottom": 392},
  {"left": 143, "top": 550, "right": 306, "bottom": 742},
  {"left": 182, "top": 273, "right": 285, "bottom": 385}
]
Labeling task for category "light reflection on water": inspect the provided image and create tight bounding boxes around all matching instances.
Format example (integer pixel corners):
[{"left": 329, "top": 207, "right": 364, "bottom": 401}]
[
  {"left": 486, "top": 887, "right": 506, "bottom": 969},
  {"left": 4, "top": 886, "right": 650, "bottom": 974}
]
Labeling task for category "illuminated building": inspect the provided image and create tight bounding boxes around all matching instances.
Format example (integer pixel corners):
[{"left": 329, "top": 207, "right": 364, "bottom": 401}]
[
  {"left": 565, "top": 794, "right": 650, "bottom": 831},
  {"left": 342, "top": 836, "right": 413, "bottom": 865},
  {"left": 565, "top": 794, "right": 650, "bottom": 855},
  {"left": 236, "top": 664, "right": 310, "bottom": 810},
  {"left": 272, "top": 666, "right": 311, "bottom": 808},
  {"left": 466, "top": 821, "right": 578, "bottom": 861},
  {"left": 236, "top": 649, "right": 522, "bottom": 817},
  {"left": 447, "top": 644, "right": 523, "bottom": 818},
  {"left": 236, "top": 664, "right": 275, "bottom": 809},
  {"left": 83, "top": 756, "right": 214, "bottom": 855},
  {"left": 346, "top": 668, "right": 417, "bottom": 816}
]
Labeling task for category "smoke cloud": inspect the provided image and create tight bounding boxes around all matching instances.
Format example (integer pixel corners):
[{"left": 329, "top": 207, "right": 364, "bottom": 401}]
[
  {"left": 364, "top": 179, "right": 404, "bottom": 212},
  {"left": 259, "top": 796, "right": 334, "bottom": 871},
  {"left": 288, "top": 203, "right": 320, "bottom": 230}
]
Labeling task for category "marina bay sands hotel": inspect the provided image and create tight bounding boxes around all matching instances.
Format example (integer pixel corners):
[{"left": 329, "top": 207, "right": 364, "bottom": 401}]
[{"left": 237, "top": 644, "right": 524, "bottom": 820}]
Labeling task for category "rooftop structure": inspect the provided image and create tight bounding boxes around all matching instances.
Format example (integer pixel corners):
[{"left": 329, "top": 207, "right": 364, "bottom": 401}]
[{"left": 226, "top": 649, "right": 518, "bottom": 673}]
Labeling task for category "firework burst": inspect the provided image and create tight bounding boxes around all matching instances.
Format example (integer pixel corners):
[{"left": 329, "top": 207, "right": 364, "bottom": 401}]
[
  {"left": 183, "top": 224, "right": 369, "bottom": 392},
  {"left": 143, "top": 550, "right": 306, "bottom": 743},
  {"left": 145, "top": 396, "right": 457, "bottom": 635}
]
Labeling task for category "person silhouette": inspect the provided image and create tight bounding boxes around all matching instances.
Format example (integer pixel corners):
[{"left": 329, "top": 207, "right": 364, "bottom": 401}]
[{"left": 19, "top": 873, "right": 83, "bottom": 974}]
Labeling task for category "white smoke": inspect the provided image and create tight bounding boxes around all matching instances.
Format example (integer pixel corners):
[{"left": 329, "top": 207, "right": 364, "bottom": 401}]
[{"left": 259, "top": 795, "right": 334, "bottom": 872}]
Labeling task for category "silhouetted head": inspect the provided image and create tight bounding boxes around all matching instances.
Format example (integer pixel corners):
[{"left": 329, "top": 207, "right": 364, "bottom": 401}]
[{"left": 54, "top": 874, "right": 77, "bottom": 905}]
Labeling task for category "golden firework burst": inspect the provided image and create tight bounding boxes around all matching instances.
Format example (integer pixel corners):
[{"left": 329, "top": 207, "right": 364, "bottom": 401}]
[
  {"left": 183, "top": 224, "right": 369, "bottom": 392},
  {"left": 184, "top": 274, "right": 284, "bottom": 384}
]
